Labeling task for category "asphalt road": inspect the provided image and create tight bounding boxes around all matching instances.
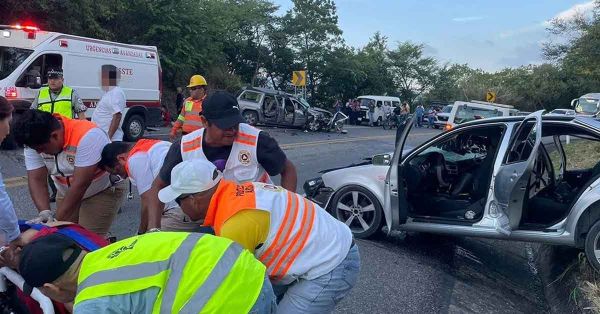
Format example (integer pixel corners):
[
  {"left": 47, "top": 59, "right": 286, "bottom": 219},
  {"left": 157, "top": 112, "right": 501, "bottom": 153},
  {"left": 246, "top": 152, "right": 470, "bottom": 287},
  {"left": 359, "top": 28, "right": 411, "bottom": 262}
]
[{"left": 1, "top": 124, "right": 548, "bottom": 313}]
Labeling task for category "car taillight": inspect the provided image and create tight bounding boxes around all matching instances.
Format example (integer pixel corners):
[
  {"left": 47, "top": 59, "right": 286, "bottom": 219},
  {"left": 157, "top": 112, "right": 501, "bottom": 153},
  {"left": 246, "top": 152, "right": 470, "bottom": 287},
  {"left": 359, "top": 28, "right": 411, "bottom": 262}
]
[
  {"left": 5, "top": 87, "right": 17, "bottom": 98},
  {"left": 444, "top": 124, "right": 453, "bottom": 131}
]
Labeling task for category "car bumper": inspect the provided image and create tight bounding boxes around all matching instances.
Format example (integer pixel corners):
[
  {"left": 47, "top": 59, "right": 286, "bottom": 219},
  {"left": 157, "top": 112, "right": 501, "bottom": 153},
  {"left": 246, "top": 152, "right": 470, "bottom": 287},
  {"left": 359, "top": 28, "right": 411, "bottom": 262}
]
[{"left": 303, "top": 177, "right": 334, "bottom": 208}]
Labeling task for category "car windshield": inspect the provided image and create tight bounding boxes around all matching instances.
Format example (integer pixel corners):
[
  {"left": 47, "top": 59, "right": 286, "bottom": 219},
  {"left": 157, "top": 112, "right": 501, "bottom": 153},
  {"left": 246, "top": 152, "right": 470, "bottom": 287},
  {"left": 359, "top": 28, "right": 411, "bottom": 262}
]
[
  {"left": 576, "top": 98, "right": 599, "bottom": 115},
  {"left": 0, "top": 46, "right": 33, "bottom": 80},
  {"left": 442, "top": 105, "right": 452, "bottom": 113},
  {"left": 359, "top": 98, "right": 372, "bottom": 107},
  {"left": 552, "top": 110, "right": 565, "bottom": 114},
  {"left": 454, "top": 105, "right": 503, "bottom": 124}
]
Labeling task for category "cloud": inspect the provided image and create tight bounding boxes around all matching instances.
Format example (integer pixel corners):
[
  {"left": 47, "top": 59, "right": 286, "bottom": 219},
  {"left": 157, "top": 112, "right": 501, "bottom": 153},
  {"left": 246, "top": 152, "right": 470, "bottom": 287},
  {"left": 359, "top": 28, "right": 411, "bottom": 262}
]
[
  {"left": 552, "top": 1, "right": 596, "bottom": 23},
  {"left": 452, "top": 16, "right": 485, "bottom": 23},
  {"left": 499, "top": 24, "right": 545, "bottom": 39}
]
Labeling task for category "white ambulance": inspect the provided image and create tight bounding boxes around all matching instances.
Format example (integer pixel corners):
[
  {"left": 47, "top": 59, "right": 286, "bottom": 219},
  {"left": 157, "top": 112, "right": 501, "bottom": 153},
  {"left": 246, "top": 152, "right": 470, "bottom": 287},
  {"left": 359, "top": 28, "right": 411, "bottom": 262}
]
[{"left": 0, "top": 24, "right": 163, "bottom": 146}]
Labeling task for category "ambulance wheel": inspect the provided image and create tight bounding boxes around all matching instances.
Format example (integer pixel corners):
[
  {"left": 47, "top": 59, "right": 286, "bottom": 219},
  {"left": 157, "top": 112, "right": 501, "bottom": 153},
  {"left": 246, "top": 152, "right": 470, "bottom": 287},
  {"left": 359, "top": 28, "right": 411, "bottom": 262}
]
[
  {"left": 124, "top": 114, "right": 145, "bottom": 142},
  {"left": 243, "top": 110, "right": 259, "bottom": 126},
  {"left": 330, "top": 185, "right": 384, "bottom": 239}
]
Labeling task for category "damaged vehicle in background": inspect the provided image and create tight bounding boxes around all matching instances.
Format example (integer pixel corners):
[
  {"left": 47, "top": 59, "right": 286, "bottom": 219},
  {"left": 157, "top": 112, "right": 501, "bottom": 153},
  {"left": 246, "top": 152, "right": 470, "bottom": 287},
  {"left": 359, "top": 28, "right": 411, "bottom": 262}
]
[
  {"left": 304, "top": 112, "right": 600, "bottom": 272},
  {"left": 237, "top": 87, "right": 333, "bottom": 131}
]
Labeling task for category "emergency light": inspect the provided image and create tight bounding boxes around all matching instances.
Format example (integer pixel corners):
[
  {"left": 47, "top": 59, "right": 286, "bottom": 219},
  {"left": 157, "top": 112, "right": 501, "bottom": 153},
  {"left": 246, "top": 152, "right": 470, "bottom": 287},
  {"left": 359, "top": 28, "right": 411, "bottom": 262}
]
[{"left": 4, "top": 87, "right": 17, "bottom": 99}]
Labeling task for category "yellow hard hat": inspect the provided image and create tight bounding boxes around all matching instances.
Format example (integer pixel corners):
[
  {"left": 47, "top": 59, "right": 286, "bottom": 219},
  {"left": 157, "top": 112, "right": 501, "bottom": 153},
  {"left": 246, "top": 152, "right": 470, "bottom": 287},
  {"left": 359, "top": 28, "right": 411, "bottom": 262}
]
[{"left": 187, "top": 74, "right": 207, "bottom": 88}]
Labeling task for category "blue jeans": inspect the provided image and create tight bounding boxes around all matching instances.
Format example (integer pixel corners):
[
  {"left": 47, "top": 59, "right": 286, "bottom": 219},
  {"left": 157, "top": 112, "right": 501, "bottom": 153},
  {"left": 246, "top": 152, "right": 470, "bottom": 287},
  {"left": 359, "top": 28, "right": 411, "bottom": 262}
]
[
  {"left": 368, "top": 112, "right": 375, "bottom": 126},
  {"left": 273, "top": 244, "right": 360, "bottom": 313},
  {"left": 249, "top": 276, "right": 277, "bottom": 313}
]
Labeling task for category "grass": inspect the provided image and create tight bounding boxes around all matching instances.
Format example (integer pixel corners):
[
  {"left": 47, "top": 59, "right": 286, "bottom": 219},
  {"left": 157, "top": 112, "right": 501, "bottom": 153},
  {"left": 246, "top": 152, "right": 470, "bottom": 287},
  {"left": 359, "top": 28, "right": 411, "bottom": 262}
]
[
  {"left": 546, "top": 138, "right": 600, "bottom": 312},
  {"left": 548, "top": 137, "right": 600, "bottom": 176}
]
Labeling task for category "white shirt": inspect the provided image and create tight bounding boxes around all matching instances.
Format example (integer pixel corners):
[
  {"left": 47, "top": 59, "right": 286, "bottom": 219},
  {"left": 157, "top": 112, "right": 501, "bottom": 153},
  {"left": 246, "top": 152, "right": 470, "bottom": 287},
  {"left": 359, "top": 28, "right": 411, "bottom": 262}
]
[
  {"left": 92, "top": 86, "right": 126, "bottom": 141},
  {"left": 25, "top": 128, "right": 111, "bottom": 198},
  {"left": 126, "top": 141, "right": 177, "bottom": 209}
]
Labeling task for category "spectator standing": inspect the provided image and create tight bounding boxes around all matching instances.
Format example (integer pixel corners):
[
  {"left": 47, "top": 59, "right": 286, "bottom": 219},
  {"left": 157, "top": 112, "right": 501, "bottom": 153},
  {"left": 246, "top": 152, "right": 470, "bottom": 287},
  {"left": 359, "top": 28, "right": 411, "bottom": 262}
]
[
  {"left": 368, "top": 100, "right": 376, "bottom": 126},
  {"left": 351, "top": 99, "right": 361, "bottom": 125},
  {"left": 427, "top": 107, "right": 435, "bottom": 128},
  {"left": 92, "top": 65, "right": 126, "bottom": 142},
  {"left": 333, "top": 100, "right": 342, "bottom": 113},
  {"left": 415, "top": 104, "right": 425, "bottom": 128}
]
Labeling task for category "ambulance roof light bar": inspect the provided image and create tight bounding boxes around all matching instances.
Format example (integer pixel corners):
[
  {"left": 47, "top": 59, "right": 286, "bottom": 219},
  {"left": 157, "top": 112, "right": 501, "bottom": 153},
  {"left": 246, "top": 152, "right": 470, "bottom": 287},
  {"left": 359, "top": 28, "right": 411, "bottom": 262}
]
[{"left": 0, "top": 24, "right": 41, "bottom": 32}]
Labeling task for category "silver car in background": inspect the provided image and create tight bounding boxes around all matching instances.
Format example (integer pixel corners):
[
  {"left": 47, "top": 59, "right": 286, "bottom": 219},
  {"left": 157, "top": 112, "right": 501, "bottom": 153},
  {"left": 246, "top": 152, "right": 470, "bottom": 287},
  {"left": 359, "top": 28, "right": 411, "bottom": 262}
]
[{"left": 305, "top": 113, "right": 600, "bottom": 272}]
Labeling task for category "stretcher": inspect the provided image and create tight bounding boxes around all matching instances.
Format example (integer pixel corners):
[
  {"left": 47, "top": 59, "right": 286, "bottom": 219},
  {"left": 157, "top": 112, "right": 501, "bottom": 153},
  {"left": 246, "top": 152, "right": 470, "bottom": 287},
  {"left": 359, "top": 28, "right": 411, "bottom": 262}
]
[{"left": 0, "top": 266, "right": 55, "bottom": 314}]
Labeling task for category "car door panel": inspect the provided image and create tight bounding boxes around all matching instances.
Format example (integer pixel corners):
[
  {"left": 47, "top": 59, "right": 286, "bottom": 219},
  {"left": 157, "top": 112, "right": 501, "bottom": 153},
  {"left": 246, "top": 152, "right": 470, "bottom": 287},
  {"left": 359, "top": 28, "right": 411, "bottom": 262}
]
[
  {"left": 494, "top": 111, "right": 543, "bottom": 233},
  {"left": 385, "top": 115, "right": 415, "bottom": 231}
]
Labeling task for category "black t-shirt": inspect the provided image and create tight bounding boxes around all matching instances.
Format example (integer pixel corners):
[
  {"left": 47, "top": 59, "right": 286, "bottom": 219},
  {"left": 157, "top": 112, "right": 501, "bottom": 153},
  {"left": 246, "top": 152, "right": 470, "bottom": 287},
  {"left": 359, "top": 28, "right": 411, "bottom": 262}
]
[{"left": 159, "top": 131, "right": 288, "bottom": 185}]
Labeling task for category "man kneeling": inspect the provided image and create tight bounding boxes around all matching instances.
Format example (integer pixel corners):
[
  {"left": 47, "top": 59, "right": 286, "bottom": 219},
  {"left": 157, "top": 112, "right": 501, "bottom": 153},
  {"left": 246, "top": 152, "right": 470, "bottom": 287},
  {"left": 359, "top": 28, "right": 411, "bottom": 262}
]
[{"left": 19, "top": 232, "right": 276, "bottom": 313}]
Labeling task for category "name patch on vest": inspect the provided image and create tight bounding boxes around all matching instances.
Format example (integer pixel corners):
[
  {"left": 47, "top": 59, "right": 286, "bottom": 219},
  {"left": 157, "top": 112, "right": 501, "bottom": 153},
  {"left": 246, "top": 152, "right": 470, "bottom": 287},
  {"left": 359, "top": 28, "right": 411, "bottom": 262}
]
[
  {"left": 107, "top": 239, "right": 138, "bottom": 259},
  {"left": 236, "top": 185, "right": 255, "bottom": 197},
  {"left": 238, "top": 150, "right": 251, "bottom": 165}
]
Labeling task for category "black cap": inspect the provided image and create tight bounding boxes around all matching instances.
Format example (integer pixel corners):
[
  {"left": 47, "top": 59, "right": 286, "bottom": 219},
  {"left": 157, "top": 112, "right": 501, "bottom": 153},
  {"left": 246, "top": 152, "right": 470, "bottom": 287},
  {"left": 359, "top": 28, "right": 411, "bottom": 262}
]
[
  {"left": 47, "top": 68, "right": 63, "bottom": 78},
  {"left": 202, "top": 91, "right": 244, "bottom": 129},
  {"left": 19, "top": 233, "right": 82, "bottom": 288}
]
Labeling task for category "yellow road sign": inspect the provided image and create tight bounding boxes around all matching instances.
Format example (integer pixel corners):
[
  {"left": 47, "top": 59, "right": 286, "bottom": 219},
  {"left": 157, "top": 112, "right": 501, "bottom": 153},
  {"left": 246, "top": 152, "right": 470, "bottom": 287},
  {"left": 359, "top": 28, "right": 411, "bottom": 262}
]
[
  {"left": 292, "top": 71, "right": 306, "bottom": 86},
  {"left": 486, "top": 91, "right": 496, "bottom": 103}
]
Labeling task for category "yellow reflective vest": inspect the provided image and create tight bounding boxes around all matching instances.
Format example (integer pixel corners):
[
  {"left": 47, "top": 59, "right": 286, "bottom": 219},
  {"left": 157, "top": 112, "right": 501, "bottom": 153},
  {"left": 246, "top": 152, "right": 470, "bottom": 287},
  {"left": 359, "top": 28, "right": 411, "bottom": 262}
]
[
  {"left": 74, "top": 232, "right": 266, "bottom": 313},
  {"left": 36, "top": 86, "right": 74, "bottom": 118}
]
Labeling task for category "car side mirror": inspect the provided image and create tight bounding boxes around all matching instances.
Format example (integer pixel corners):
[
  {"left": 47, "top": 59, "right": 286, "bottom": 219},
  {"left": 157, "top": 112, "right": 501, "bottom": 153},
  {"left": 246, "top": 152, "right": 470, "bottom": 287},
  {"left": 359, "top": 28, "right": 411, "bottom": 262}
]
[
  {"left": 372, "top": 153, "right": 392, "bottom": 166},
  {"left": 26, "top": 74, "right": 42, "bottom": 89}
]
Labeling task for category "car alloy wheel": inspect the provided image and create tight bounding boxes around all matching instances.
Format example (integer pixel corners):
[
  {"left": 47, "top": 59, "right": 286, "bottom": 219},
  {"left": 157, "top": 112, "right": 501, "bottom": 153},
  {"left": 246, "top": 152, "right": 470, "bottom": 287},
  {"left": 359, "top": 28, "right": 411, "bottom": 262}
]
[
  {"left": 332, "top": 185, "right": 383, "bottom": 239},
  {"left": 584, "top": 219, "right": 600, "bottom": 273},
  {"left": 243, "top": 111, "right": 258, "bottom": 126}
]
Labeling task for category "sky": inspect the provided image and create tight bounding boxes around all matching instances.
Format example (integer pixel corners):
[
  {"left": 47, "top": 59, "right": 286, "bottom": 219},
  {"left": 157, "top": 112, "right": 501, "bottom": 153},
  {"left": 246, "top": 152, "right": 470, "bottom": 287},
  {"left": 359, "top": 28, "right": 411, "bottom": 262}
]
[{"left": 272, "top": 0, "right": 597, "bottom": 71}]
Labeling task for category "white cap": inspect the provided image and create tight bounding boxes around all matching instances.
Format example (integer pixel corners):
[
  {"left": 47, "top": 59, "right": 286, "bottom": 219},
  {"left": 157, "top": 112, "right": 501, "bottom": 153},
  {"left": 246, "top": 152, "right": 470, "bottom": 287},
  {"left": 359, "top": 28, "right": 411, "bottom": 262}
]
[{"left": 158, "top": 159, "right": 223, "bottom": 203}]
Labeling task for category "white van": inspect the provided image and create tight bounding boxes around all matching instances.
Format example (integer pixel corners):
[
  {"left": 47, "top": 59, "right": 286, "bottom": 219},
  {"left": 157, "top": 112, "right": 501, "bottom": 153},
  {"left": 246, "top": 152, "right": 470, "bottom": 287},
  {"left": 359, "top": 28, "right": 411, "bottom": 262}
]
[
  {"left": 445, "top": 100, "right": 518, "bottom": 130},
  {"left": 357, "top": 95, "right": 401, "bottom": 125},
  {"left": 0, "top": 24, "right": 162, "bottom": 143}
]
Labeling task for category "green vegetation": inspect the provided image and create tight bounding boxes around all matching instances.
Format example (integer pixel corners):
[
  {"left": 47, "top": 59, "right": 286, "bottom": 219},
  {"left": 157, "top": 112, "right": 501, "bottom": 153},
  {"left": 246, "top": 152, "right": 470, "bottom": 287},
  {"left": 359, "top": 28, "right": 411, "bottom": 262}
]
[{"left": 2, "top": 0, "right": 599, "bottom": 110}]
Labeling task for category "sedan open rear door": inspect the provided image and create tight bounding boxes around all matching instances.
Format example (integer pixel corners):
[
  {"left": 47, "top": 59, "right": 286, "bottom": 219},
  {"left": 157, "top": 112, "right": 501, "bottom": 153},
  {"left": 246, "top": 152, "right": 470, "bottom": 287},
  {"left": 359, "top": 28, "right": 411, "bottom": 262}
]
[
  {"left": 384, "top": 115, "right": 414, "bottom": 232},
  {"left": 492, "top": 110, "right": 543, "bottom": 235}
]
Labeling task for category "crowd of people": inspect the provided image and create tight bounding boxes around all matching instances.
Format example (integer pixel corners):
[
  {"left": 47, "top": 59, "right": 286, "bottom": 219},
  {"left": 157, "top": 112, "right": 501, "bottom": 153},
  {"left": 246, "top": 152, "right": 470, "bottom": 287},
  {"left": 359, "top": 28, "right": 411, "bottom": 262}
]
[{"left": 0, "top": 71, "right": 360, "bottom": 313}]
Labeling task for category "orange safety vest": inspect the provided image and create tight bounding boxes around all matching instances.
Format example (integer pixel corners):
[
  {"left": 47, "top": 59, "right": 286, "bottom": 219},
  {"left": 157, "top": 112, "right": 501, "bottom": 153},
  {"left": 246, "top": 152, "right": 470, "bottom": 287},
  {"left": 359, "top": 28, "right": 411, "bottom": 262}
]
[
  {"left": 123, "top": 139, "right": 162, "bottom": 177},
  {"left": 203, "top": 180, "right": 352, "bottom": 284},
  {"left": 173, "top": 97, "right": 204, "bottom": 134},
  {"left": 43, "top": 115, "right": 110, "bottom": 198}
]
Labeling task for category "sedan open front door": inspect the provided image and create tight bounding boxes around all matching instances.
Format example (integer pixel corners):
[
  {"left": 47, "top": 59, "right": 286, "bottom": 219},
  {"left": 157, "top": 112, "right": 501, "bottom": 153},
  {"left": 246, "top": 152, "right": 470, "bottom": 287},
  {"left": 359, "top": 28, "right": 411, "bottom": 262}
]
[
  {"left": 492, "top": 110, "right": 543, "bottom": 235},
  {"left": 384, "top": 116, "right": 414, "bottom": 232}
]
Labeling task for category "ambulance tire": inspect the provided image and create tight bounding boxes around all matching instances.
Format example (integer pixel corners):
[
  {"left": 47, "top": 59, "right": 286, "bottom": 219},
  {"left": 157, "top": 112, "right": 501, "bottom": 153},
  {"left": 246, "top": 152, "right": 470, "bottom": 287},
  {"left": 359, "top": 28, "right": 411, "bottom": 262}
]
[{"left": 124, "top": 114, "right": 145, "bottom": 142}]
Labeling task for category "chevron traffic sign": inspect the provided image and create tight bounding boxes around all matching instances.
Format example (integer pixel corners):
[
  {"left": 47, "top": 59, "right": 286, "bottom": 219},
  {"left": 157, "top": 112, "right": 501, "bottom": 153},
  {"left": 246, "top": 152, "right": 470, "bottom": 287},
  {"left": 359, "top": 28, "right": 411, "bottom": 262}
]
[{"left": 292, "top": 71, "right": 306, "bottom": 86}]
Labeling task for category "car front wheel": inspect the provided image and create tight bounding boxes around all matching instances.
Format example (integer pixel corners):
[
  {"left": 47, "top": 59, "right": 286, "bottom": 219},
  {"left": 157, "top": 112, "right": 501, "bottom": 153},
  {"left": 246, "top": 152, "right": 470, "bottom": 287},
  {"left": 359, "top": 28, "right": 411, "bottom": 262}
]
[
  {"left": 243, "top": 110, "right": 259, "bottom": 126},
  {"left": 123, "top": 114, "right": 145, "bottom": 142},
  {"left": 330, "top": 185, "right": 383, "bottom": 239},
  {"left": 585, "top": 219, "right": 600, "bottom": 272}
]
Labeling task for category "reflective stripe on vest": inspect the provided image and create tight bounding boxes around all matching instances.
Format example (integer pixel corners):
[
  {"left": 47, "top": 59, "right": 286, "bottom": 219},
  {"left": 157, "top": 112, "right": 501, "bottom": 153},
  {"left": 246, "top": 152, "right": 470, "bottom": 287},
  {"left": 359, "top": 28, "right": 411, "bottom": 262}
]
[
  {"left": 180, "top": 98, "right": 204, "bottom": 133},
  {"left": 206, "top": 181, "right": 316, "bottom": 281},
  {"left": 181, "top": 124, "right": 273, "bottom": 184},
  {"left": 44, "top": 116, "right": 108, "bottom": 193},
  {"left": 37, "top": 86, "right": 74, "bottom": 118},
  {"left": 74, "top": 232, "right": 265, "bottom": 313}
]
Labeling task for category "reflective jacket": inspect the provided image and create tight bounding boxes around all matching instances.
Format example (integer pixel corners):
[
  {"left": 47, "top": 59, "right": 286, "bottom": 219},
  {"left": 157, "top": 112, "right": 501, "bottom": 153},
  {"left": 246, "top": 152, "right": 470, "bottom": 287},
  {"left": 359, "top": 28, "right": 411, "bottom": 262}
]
[
  {"left": 204, "top": 180, "right": 353, "bottom": 285},
  {"left": 41, "top": 115, "right": 110, "bottom": 198},
  {"left": 37, "top": 86, "right": 74, "bottom": 118},
  {"left": 181, "top": 123, "right": 272, "bottom": 184},
  {"left": 74, "top": 232, "right": 266, "bottom": 313},
  {"left": 172, "top": 97, "right": 204, "bottom": 134}
]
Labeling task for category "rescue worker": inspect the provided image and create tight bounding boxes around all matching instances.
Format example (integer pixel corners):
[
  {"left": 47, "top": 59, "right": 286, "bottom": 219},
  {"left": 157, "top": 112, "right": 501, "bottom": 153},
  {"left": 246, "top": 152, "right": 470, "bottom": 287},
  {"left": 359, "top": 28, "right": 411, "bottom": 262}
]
[
  {"left": 169, "top": 74, "right": 207, "bottom": 141},
  {"left": 99, "top": 140, "right": 203, "bottom": 234},
  {"left": 30, "top": 68, "right": 88, "bottom": 202},
  {"left": 13, "top": 110, "right": 126, "bottom": 237},
  {"left": 30, "top": 68, "right": 88, "bottom": 120},
  {"left": 148, "top": 91, "right": 297, "bottom": 230},
  {"left": 19, "top": 232, "right": 276, "bottom": 313},
  {"left": 159, "top": 159, "right": 360, "bottom": 313}
]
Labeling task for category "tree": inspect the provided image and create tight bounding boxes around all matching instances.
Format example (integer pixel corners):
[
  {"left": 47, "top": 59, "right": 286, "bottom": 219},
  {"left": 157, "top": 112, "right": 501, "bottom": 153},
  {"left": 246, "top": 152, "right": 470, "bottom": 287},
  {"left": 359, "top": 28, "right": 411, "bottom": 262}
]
[
  {"left": 282, "top": 0, "right": 343, "bottom": 97},
  {"left": 388, "top": 42, "right": 438, "bottom": 103}
]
